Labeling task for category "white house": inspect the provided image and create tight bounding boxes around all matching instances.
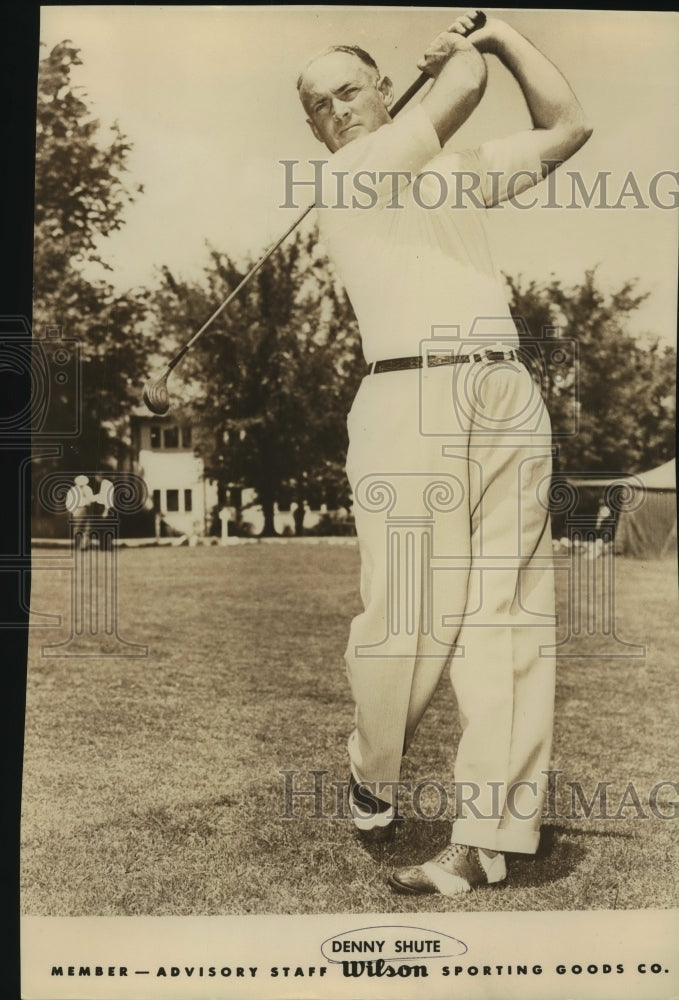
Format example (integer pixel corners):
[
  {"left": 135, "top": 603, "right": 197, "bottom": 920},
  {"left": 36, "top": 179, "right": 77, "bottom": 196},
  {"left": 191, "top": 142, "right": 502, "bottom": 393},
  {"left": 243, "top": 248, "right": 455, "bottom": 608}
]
[
  {"left": 130, "top": 409, "right": 346, "bottom": 538},
  {"left": 130, "top": 409, "right": 218, "bottom": 537}
]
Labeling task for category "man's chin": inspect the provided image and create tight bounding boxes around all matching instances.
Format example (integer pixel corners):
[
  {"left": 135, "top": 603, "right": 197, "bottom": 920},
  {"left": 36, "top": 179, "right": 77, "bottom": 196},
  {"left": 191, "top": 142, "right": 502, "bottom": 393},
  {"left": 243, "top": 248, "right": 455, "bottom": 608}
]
[{"left": 336, "top": 124, "right": 365, "bottom": 148}]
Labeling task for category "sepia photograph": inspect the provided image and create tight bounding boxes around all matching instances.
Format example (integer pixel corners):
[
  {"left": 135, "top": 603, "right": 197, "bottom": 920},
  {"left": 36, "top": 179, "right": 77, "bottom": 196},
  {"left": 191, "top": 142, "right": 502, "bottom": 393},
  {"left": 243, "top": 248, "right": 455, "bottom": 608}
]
[{"left": 14, "top": 6, "right": 679, "bottom": 999}]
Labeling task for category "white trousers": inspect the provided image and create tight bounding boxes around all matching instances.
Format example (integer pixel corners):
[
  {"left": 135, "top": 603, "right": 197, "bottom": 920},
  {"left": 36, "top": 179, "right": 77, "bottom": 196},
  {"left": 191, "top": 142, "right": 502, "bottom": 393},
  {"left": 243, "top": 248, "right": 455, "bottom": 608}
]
[{"left": 344, "top": 356, "right": 556, "bottom": 854}]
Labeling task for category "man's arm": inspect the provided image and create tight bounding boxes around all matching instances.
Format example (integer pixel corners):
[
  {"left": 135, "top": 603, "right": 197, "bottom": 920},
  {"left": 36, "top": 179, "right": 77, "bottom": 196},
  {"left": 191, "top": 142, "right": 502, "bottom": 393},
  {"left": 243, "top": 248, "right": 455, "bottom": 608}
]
[
  {"left": 471, "top": 18, "right": 592, "bottom": 173},
  {"left": 417, "top": 12, "right": 489, "bottom": 146}
]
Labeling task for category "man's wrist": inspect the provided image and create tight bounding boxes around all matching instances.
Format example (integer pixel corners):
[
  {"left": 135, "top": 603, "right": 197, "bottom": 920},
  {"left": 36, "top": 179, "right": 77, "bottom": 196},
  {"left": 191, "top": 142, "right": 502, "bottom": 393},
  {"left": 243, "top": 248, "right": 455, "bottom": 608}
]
[{"left": 477, "top": 19, "right": 519, "bottom": 60}]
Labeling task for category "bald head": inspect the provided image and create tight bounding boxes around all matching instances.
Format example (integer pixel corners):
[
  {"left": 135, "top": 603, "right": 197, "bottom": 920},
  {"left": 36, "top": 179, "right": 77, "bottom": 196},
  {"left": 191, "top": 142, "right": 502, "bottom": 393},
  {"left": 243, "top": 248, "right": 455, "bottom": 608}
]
[
  {"left": 297, "top": 47, "right": 393, "bottom": 152},
  {"left": 296, "top": 44, "right": 380, "bottom": 93}
]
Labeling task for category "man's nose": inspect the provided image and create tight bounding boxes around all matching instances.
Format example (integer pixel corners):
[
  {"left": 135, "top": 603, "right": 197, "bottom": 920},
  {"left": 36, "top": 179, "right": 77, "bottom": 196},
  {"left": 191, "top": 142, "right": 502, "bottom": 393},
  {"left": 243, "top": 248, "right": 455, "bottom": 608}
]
[{"left": 331, "top": 98, "right": 351, "bottom": 119}]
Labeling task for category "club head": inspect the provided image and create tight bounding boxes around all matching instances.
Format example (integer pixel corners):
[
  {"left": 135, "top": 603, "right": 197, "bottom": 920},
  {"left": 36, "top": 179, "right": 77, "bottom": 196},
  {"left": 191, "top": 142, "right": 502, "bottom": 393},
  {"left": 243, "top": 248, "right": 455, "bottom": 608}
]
[{"left": 142, "top": 375, "right": 170, "bottom": 415}]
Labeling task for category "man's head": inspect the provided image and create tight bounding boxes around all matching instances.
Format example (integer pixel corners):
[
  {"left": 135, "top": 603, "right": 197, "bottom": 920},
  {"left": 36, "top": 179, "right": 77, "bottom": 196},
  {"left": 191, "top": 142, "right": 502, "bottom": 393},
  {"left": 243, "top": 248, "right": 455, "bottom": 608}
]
[{"left": 297, "top": 45, "right": 393, "bottom": 152}]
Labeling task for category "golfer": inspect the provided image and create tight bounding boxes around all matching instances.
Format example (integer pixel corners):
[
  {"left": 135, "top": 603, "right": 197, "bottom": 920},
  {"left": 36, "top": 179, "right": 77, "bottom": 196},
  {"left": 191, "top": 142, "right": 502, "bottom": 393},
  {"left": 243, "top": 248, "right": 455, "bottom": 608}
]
[{"left": 297, "top": 10, "right": 591, "bottom": 895}]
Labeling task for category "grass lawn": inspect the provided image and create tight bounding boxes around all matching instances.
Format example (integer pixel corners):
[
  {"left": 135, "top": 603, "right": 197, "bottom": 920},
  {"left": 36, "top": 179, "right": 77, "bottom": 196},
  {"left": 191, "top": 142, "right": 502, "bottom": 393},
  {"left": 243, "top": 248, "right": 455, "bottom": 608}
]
[{"left": 21, "top": 543, "right": 679, "bottom": 915}]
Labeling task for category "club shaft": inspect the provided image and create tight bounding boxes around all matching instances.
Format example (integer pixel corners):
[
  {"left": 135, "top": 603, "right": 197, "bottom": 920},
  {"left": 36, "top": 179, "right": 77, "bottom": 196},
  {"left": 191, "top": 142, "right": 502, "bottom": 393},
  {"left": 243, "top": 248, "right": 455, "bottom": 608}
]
[
  {"left": 389, "top": 74, "right": 431, "bottom": 118},
  {"left": 167, "top": 202, "right": 315, "bottom": 372}
]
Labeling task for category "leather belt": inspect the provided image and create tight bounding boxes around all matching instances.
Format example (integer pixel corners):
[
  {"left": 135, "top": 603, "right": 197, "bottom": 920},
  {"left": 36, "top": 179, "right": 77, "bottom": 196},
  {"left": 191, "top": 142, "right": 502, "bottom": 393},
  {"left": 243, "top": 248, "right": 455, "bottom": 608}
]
[{"left": 368, "top": 348, "right": 517, "bottom": 375}]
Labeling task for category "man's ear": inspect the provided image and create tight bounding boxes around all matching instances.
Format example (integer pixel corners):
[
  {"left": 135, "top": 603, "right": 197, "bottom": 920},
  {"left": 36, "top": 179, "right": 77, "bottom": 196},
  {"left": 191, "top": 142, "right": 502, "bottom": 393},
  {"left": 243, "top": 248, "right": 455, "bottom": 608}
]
[{"left": 378, "top": 75, "right": 394, "bottom": 109}]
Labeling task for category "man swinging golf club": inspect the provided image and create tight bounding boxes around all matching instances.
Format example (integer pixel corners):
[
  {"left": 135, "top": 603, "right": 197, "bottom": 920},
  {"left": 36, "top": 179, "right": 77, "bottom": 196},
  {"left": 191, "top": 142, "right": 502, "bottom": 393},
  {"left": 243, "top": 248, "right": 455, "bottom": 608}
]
[{"left": 296, "top": 9, "right": 591, "bottom": 895}]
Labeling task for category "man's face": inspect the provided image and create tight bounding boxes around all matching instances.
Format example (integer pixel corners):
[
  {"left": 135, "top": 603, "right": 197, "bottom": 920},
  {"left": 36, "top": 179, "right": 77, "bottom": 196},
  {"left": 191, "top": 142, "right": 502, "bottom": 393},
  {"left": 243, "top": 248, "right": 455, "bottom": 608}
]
[{"left": 299, "top": 51, "right": 393, "bottom": 153}]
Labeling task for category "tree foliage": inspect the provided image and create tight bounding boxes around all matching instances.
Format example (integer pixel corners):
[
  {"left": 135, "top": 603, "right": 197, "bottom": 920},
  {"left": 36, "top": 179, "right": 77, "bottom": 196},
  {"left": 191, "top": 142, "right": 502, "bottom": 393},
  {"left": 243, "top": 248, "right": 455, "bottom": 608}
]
[
  {"left": 33, "top": 41, "right": 152, "bottom": 472},
  {"left": 506, "top": 270, "right": 676, "bottom": 475},
  {"left": 150, "top": 229, "right": 364, "bottom": 534}
]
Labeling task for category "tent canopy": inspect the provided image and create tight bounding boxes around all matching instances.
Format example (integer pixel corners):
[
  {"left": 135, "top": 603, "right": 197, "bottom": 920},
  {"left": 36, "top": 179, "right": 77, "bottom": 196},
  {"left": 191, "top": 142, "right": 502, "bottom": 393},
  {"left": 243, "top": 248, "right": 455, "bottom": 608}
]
[
  {"left": 614, "top": 458, "right": 676, "bottom": 559},
  {"left": 625, "top": 458, "right": 676, "bottom": 491}
]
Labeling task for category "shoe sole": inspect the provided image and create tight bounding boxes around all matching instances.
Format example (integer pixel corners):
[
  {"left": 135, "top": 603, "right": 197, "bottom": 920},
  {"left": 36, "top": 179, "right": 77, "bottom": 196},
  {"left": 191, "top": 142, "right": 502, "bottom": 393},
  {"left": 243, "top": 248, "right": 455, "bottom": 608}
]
[
  {"left": 387, "top": 872, "right": 505, "bottom": 894},
  {"left": 351, "top": 807, "right": 396, "bottom": 831},
  {"left": 387, "top": 872, "right": 434, "bottom": 894}
]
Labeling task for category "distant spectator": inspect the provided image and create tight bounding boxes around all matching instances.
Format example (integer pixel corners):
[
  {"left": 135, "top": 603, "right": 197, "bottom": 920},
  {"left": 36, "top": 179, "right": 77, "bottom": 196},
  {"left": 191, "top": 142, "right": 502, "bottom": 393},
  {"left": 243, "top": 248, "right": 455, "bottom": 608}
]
[
  {"left": 596, "top": 497, "right": 617, "bottom": 540},
  {"left": 65, "top": 475, "right": 114, "bottom": 548}
]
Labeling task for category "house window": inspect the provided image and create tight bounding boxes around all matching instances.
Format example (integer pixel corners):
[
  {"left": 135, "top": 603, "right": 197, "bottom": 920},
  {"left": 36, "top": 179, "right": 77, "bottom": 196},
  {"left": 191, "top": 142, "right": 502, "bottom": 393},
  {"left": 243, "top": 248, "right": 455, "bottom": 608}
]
[
  {"left": 163, "top": 426, "right": 179, "bottom": 449},
  {"left": 152, "top": 489, "right": 161, "bottom": 512},
  {"left": 184, "top": 489, "right": 193, "bottom": 512},
  {"left": 166, "top": 489, "right": 179, "bottom": 512},
  {"left": 181, "top": 426, "right": 192, "bottom": 448},
  {"left": 150, "top": 426, "right": 161, "bottom": 448}
]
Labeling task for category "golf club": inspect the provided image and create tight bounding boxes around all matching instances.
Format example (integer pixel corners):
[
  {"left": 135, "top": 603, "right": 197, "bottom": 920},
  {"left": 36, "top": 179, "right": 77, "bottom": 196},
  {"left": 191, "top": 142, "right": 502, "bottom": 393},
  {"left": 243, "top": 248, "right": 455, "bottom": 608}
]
[{"left": 142, "top": 10, "right": 486, "bottom": 415}]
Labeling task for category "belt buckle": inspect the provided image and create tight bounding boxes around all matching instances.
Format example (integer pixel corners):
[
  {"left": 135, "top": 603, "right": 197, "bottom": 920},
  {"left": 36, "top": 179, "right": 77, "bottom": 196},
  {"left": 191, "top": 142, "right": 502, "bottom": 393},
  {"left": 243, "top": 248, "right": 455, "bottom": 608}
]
[
  {"left": 475, "top": 342, "right": 511, "bottom": 366},
  {"left": 473, "top": 346, "right": 495, "bottom": 367}
]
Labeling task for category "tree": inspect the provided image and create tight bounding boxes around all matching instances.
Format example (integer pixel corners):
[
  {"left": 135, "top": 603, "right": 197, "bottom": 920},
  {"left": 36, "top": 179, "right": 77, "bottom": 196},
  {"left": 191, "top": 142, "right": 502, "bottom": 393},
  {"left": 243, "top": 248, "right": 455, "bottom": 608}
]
[
  {"left": 33, "top": 41, "right": 152, "bottom": 473},
  {"left": 150, "top": 228, "right": 364, "bottom": 535},
  {"left": 506, "top": 270, "right": 676, "bottom": 475}
]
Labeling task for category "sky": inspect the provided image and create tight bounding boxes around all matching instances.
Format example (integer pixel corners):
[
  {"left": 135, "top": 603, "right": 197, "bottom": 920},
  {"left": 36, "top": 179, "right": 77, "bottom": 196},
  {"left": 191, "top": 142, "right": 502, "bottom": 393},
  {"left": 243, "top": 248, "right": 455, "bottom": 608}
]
[{"left": 38, "top": 6, "right": 679, "bottom": 345}]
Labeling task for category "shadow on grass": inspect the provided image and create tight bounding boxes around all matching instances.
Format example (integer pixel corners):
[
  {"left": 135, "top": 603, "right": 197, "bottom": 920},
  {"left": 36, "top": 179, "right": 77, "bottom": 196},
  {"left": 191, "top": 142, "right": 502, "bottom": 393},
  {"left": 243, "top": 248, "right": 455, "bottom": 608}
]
[{"left": 538, "top": 823, "right": 635, "bottom": 850}]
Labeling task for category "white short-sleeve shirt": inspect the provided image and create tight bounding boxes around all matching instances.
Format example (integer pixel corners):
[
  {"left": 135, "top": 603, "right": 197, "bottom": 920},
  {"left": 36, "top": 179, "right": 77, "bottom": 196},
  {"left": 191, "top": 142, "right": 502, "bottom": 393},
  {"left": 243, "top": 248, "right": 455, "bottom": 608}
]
[{"left": 316, "top": 104, "right": 543, "bottom": 363}]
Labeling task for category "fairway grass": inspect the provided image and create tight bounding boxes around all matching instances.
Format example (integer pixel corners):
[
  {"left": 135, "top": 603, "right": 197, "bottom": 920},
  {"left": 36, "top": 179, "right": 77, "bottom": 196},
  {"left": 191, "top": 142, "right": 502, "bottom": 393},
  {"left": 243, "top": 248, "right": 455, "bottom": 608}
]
[{"left": 21, "top": 544, "right": 679, "bottom": 915}]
